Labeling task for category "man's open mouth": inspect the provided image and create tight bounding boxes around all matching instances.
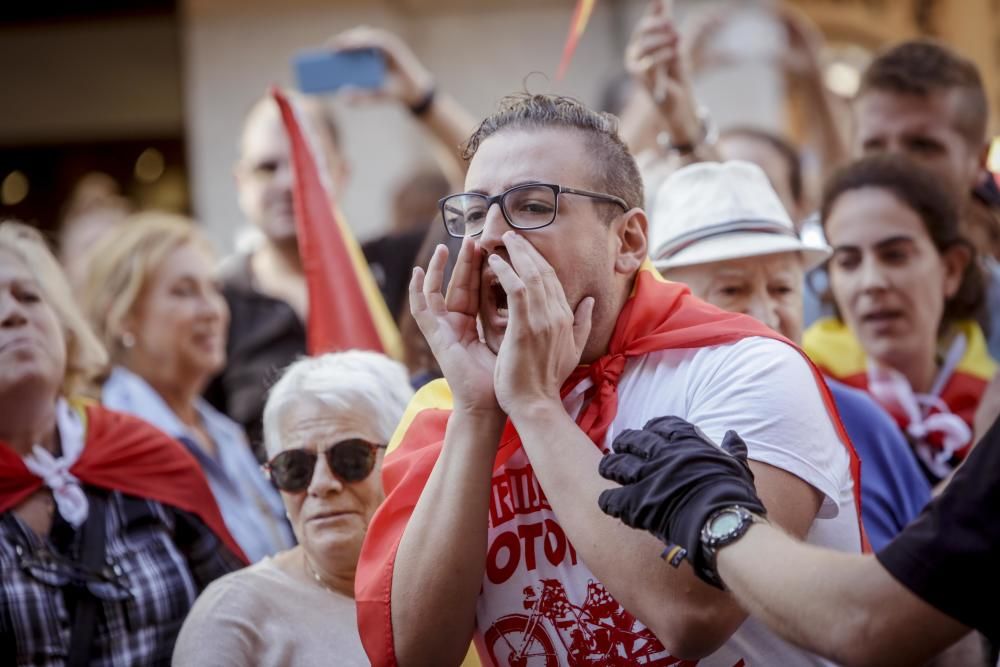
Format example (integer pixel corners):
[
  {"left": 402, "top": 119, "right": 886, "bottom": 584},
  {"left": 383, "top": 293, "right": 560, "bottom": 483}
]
[{"left": 490, "top": 279, "right": 508, "bottom": 317}]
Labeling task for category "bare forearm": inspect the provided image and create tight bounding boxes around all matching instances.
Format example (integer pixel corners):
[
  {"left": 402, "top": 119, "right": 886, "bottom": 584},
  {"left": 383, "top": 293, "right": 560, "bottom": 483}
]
[
  {"left": 717, "top": 524, "right": 970, "bottom": 666},
  {"left": 391, "top": 409, "right": 504, "bottom": 665},
  {"left": 418, "top": 92, "right": 477, "bottom": 185},
  {"left": 513, "top": 404, "right": 744, "bottom": 658},
  {"left": 788, "top": 75, "right": 849, "bottom": 173}
]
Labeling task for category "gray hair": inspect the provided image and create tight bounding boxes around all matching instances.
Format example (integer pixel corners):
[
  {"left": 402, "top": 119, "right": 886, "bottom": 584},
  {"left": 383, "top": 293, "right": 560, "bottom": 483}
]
[{"left": 262, "top": 351, "right": 413, "bottom": 459}]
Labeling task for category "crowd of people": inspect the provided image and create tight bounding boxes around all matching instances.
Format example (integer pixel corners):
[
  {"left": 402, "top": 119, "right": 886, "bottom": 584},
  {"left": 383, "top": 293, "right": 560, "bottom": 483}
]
[{"left": 2, "top": 3, "right": 999, "bottom": 666}]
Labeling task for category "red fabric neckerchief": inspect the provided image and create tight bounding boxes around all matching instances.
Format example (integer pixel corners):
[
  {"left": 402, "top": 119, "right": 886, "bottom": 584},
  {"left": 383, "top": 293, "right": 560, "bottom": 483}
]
[
  {"left": 0, "top": 403, "right": 248, "bottom": 564},
  {"left": 356, "top": 266, "right": 864, "bottom": 666}
]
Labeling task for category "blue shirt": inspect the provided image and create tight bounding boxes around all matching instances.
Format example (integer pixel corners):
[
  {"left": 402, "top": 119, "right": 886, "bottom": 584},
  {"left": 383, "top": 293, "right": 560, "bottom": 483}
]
[
  {"left": 828, "top": 380, "right": 931, "bottom": 550},
  {"left": 102, "top": 366, "right": 295, "bottom": 562}
]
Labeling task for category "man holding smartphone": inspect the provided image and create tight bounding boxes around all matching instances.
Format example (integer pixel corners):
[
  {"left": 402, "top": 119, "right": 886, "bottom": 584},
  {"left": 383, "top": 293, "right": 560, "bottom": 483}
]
[{"left": 205, "top": 28, "right": 473, "bottom": 459}]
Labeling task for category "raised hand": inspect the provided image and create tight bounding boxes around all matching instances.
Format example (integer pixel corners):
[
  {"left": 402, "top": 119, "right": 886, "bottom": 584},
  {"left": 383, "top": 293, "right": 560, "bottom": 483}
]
[
  {"left": 324, "top": 26, "right": 433, "bottom": 109},
  {"left": 489, "top": 232, "right": 594, "bottom": 418},
  {"left": 625, "top": 0, "right": 701, "bottom": 144},
  {"left": 409, "top": 237, "right": 500, "bottom": 416}
]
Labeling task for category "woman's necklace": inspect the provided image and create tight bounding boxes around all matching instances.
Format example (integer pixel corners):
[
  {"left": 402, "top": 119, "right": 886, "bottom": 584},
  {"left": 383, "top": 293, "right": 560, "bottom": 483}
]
[{"left": 303, "top": 553, "right": 333, "bottom": 593}]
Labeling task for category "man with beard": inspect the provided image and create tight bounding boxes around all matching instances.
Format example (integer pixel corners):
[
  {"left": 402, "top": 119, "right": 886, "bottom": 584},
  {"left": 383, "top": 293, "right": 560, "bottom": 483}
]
[{"left": 356, "top": 93, "right": 864, "bottom": 666}]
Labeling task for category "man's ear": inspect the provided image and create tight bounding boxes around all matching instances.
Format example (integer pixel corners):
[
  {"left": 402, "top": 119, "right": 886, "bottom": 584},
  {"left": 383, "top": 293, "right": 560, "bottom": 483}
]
[
  {"left": 613, "top": 208, "right": 648, "bottom": 275},
  {"left": 942, "top": 241, "right": 972, "bottom": 300}
]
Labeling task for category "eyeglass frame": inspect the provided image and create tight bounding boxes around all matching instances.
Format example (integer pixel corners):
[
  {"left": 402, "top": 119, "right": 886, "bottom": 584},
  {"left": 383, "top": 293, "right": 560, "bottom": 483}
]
[
  {"left": 438, "top": 182, "right": 630, "bottom": 239},
  {"left": 261, "top": 439, "right": 388, "bottom": 493}
]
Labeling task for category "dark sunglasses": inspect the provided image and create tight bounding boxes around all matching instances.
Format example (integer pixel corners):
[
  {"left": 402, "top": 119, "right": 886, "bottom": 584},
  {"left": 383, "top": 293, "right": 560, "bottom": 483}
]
[{"left": 263, "top": 439, "right": 387, "bottom": 492}]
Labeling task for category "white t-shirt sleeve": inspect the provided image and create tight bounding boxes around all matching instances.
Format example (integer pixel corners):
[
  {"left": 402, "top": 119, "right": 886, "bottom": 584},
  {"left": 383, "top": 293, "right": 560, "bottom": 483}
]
[{"left": 681, "top": 337, "right": 849, "bottom": 518}]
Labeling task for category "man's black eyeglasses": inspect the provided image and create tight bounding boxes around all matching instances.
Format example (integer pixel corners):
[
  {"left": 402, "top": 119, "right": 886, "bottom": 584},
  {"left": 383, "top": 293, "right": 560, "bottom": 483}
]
[
  {"left": 439, "top": 182, "right": 629, "bottom": 238},
  {"left": 263, "top": 439, "right": 387, "bottom": 493}
]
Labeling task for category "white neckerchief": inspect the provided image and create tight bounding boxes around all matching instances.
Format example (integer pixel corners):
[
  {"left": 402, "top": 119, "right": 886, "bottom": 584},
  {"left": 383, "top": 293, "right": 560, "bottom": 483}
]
[
  {"left": 21, "top": 399, "right": 89, "bottom": 527},
  {"left": 867, "top": 335, "right": 971, "bottom": 479}
]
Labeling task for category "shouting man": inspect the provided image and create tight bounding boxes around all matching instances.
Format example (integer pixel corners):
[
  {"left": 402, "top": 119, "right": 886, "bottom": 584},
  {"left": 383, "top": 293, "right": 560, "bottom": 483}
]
[{"left": 356, "top": 94, "right": 864, "bottom": 666}]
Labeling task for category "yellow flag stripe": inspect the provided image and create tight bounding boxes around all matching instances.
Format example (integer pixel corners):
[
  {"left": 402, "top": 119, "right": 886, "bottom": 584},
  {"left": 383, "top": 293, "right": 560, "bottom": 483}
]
[
  {"left": 334, "top": 208, "right": 404, "bottom": 361},
  {"left": 386, "top": 378, "right": 454, "bottom": 455}
]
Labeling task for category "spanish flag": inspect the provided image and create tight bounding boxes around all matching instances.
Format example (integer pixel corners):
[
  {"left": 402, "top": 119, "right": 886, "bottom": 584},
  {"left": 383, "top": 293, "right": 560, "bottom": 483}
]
[
  {"left": 556, "top": 0, "right": 597, "bottom": 80},
  {"left": 356, "top": 262, "right": 866, "bottom": 666},
  {"left": 272, "top": 89, "right": 403, "bottom": 359}
]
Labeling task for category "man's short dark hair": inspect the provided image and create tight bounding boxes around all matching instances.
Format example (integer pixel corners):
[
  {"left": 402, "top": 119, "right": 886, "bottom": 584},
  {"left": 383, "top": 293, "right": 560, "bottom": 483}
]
[
  {"left": 463, "top": 93, "right": 644, "bottom": 214},
  {"left": 858, "top": 39, "right": 988, "bottom": 148},
  {"left": 720, "top": 126, "right": 803, "bottom": 205},
  {"left": 821, "top": 154, "right": 984, "bottom": 328}
]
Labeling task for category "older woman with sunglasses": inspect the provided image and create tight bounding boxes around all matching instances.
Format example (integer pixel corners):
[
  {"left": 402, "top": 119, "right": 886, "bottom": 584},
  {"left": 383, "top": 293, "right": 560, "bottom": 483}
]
[{"left": 173, "top": 350, "right": 412, "bottom": 666}]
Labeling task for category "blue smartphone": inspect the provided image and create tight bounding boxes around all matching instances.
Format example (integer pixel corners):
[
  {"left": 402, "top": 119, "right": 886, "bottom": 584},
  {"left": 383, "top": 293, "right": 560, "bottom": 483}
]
[{"left": 293, "top": 48, "right": 386, "bottom": 94}]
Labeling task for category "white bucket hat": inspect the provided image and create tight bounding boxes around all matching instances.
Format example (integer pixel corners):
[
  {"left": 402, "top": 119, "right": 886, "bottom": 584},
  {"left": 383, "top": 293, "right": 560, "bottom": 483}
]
[{"left": 649, "top": 161, "right": 831, "bottom": 272}]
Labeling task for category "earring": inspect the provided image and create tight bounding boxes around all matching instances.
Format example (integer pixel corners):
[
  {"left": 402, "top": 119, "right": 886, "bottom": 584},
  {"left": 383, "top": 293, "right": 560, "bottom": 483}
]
[{"left": 121, "top": 332, "right": 136, "bottom": 349}]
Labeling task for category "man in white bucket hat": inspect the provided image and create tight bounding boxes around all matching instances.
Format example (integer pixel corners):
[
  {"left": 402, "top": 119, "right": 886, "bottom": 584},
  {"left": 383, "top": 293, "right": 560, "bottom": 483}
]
[
  {"left": 651, "top": 161, "right": 829, "bottom": 341},
  {"left": 650, "top": 160, "right": 931, "bottom": 550}
]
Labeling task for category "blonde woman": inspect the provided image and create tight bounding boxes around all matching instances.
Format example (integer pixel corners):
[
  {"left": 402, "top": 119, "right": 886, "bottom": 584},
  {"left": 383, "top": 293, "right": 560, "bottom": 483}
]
[
  {"left": 83, "top": 212, "right": 294, "bottom": 562},
  {"left": 0, "top": 220, "right": 244, "bottom": 665}
]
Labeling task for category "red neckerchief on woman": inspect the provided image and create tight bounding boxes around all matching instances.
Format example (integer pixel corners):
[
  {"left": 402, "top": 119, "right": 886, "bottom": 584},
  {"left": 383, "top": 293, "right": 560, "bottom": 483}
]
[
  {"left": 0, "top": 402, "right": 248, "bottom": 564},
  {"left": 356, "top": 263, "right": 864, "bottom": 666}
]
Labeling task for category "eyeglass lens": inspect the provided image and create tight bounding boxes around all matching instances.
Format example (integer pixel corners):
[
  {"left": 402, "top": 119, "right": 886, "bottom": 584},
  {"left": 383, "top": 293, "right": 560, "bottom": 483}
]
[
  {"left": 268, "top": 440, "right": 378, "bottom": 492},
  {"left": 443, "top": 185, "right": 557, "bottom": 236}
]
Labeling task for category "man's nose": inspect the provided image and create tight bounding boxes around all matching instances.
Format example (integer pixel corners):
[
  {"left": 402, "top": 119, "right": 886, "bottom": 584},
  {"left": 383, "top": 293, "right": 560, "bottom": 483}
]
[
  {"left": 271, "top": 162, "right": 294, "bottom": 191},
  {"left": 477, "top": 202, "right": 512, "bottom": 256},
  {"left": 744, "top": 294, "right": 781, "bottom": 334}
]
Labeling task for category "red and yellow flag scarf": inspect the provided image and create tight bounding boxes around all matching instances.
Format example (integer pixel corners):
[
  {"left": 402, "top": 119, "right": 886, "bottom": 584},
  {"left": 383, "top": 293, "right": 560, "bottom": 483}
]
[
  {"left": 0, "top": 402, "right": 248, "bottom": 564},
  {"left": 272, "top": 89, "right": 402, "bottom": 359},
  {"left": 356, "top": 263, "right": 865, "bottom": 666},
  {"left": 804, "top": 317, "right": 997, "bottom": 467}
]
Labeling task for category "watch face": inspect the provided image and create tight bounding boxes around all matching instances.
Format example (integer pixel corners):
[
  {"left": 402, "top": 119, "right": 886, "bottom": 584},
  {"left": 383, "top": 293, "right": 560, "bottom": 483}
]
[{"left": 709, "top": 510, "right": 743, "bottom": 537}]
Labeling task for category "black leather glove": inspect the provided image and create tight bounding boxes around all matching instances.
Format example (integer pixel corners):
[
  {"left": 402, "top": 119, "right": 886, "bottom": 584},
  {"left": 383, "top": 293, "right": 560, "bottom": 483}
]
[{"left": 598, "top": 415, "right": 766, "bottom": 588}]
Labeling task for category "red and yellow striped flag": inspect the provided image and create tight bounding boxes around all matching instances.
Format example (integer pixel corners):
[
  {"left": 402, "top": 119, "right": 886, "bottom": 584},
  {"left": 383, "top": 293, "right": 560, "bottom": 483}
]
[
  {"left": 556, "top": 0, "right": 597, "bottom": 80},
  {"left": 272, "top": 89, "right": 403, "bottom": 360}
]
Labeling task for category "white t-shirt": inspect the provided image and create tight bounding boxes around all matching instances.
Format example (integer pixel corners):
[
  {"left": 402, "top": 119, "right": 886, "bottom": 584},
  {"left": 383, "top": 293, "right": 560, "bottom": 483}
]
[{"left": 473, "top": 336, "right": 861, "bottom": 666}]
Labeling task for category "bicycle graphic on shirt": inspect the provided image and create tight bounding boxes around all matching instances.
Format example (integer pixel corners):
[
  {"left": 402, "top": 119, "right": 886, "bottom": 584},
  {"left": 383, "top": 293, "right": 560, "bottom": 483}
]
[{"left": 483, "top": 578, "right": 695, "bottom": 667}]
